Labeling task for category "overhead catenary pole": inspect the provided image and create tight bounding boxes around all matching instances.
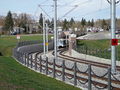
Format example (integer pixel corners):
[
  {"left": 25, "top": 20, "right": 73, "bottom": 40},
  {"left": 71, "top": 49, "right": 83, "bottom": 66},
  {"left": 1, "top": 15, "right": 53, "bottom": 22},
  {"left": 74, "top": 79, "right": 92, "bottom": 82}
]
[
  {"left": 46, "top": 23, "right": 48, "bottom": 53},
  {"left": 43, "top": 16, "right": 46, "bottom": 56},
  {"left": 53, "top": 0, "right": 57, "bottom": 60},
  {"left": 111, "top": 0, "right": 116, "bottom": 73}
]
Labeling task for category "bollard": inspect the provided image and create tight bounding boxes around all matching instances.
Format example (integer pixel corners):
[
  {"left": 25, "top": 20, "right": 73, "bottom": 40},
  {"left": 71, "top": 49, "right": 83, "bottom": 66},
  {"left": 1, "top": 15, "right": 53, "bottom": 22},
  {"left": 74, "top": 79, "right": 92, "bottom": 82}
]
[
  {"left": 53, "top": 58, "right": 56, "bottom": 78},
  {"left": 88, "top": 64, "right": 92, "bottom": 90},
  {"left": 62, "top": 60, "right": 65, "bottom": 81},
  {"left": 108, "top": 68, "right": 111, "bottom": 90},
  {"left": 74, "top": 62, "right": 77, "bottom": 86},
  {"left": 46, "top": 57, "right": 48, "bottom": 75},
  {"left": 39, "top": 56, "right": 42, "bottom": 72}
]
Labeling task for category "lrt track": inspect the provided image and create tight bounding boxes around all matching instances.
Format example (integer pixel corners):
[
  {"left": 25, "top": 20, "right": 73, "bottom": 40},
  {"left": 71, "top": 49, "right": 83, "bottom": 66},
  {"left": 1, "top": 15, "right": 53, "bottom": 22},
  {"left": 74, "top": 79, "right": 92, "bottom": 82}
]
[
  {"left": 58, "top": 49, "right": 120, "bottom": 71},
  {"left": 32, "top": 52, "right": 120, "bottom": 90}
]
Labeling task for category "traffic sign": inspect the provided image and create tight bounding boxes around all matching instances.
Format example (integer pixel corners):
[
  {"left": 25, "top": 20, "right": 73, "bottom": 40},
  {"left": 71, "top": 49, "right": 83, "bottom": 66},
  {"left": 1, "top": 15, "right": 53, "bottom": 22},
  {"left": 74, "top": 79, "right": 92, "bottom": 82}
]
[
  {"left": 111, "top": 39, "right": 118, "bottom": 46},
  {"left": 16, "top": 35, "right": 20, "bottom": 40},
  {"left": 45, "top": 42, "right": 49, "bottom": 46}
]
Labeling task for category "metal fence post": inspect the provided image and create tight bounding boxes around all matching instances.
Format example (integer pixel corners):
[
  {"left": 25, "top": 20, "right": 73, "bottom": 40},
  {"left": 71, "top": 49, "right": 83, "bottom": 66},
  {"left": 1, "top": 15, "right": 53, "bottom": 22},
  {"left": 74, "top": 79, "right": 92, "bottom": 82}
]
[
  {"left": 24, "top": 53, "right": 27, "bottom": 65},
  {"left": 21, "top": 52, "right": 23, "bottom": 63},
  {"left": 74, "top": 62, "right": 77, "bottom": 86},
  {"left": 39, "top": 56, "right": 42, "bottom": 72},
  {"left": 30, "top": 54, "right": 33, "bottom": 68},
  {"left": 88, "top": 64, "right": 92, "bottom": 90},
  {"left": 62, "top": 60, "right": 65, "bottom": 81},
  {"left": 22, "top": 53, "right": 25, "bottom": 64},
  {"left": 104, "top": 49, "right": 106, "bottom": 58},
  {"left": 27, "top": 54, "right": 29, "bottom": 67},
  {"left": 96, "top": 49, "right": 97, "bottom": 57},
  {"left": 46, "top": 57, "right": 48, "bottom": 75},
  {"left": 53, "top": 58, "right": 56, "bottom": 78},
  {"left": 22, "top": 52, "right": 25, "bottom": 64},
  {"left": 108, "top": 68, "right": 111, "bottom": 90},
  {"left": 86, "top": 46, "right": 88, "bottom": 54},
  {"left": 35, "top": 54, "right": 37, "bottom": 70},
  {"left": 19, "top": 52, "right": 22, "bottom": 62}
]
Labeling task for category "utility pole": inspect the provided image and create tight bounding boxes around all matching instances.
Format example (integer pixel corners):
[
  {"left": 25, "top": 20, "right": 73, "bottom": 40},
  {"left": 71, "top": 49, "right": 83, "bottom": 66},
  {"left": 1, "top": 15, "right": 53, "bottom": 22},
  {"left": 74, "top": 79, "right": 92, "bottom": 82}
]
[
  {"left": 111, "top": 0, "right": 116, "bottom": 73},
  {"left": 107, "top": 0, "right": 120, "bottom": 73},
  {"left": 46, "top": 23, "right": 48, "bottom": 53},
  {"left": 43, "top": 16, "right": 46, "bottom": 56},
  {"left": 53, "top": 0, "right": 57, "bottom": 60}
]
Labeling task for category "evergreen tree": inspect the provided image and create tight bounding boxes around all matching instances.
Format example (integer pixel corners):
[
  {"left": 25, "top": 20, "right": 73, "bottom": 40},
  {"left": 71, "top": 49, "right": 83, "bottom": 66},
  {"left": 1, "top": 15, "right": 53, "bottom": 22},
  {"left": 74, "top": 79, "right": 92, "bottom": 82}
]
[
  {"left": 39, "top": 13, "right": 43, "bottom": 29},
  {"left": 101, "top": 19, "right": 107, "bottom": 29},
  {"left": 50, "top": 18, "right": 54, "bottom": 30},
  {"left": 91, "top": 19, "right": 94, "bottom": 27},
  {"left": 46, "top": 19, "right": 50, "bottom": 26},
  {"left": 4, "top": 11, "right": 14, "bottom": 33},
  {"left": 87, "top": 20, "right": 91, "bottom": 26},
  {"left": 81, "top": 18, "right": 86, "bottom": 27},
  {"left": 19, "top": 13, "right": 28, "bottom": 33},
  {"left": 69, "top": 18, "right": 75, "bottom": 27},
  {"left": 63, "top": 19, "right": 68, "bottom": 30}
]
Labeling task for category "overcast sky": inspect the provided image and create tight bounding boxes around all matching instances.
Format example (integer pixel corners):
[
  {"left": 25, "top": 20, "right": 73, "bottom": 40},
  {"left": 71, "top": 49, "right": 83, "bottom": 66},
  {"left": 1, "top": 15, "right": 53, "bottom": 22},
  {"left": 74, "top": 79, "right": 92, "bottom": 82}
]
[{"left": 0, "top": 0, "right": 120, "bottom": 21}]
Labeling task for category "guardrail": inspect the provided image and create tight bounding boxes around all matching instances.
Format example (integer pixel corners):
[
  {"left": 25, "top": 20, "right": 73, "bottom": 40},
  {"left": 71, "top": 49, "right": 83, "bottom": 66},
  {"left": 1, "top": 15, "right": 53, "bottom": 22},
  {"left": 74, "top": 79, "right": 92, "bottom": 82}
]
[{"left": 13, "top": 41, "right": 120, "bottom": 90}]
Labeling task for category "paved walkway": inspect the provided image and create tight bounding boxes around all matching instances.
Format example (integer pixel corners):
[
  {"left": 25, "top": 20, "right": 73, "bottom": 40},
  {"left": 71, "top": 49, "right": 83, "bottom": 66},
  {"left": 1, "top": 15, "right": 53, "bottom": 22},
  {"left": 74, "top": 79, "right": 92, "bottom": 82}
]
[{"left": 63, "top": 49, "right": 120, "bottom": 66}]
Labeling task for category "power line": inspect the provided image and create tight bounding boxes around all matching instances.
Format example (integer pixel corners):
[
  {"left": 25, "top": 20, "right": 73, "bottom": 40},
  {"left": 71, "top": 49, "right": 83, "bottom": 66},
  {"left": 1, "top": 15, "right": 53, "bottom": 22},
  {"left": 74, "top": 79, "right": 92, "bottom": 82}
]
[
  {"left": 40, "top": 0, "right": 50, "bottom": 4},
  {"left": 57, "top": 0, "right": 77, "bottom": 6},
  {"left": 76, "top": 7, "right": 110, "bottom": 18},
  {"left": 63, "top": 0, "right": 120, "bottom": 19},
  {"left": 38, "top": 5, "right": 52, "bottom": 19},
  {"left": 59, "top": 0, "right": 92, "bottom": 19}
]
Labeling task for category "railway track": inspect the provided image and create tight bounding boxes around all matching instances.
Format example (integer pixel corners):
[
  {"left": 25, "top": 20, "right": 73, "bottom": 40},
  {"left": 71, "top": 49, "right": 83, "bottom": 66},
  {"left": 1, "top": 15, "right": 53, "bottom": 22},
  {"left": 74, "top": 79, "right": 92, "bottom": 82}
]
[
  {"left": 15, "top": 41, "right": 120, "bottom": 90},
  {"left": 29, "top": 51, "right": 120, "bottom": 90},
  {"left": 53, "top": 49, "right": 120, "bottom": 89},
  {"left": 19, "top": 49, "right": 120, "bottom": 90},
  {"left": 59, "top": 49, "right": 120, "bottom": 71}
]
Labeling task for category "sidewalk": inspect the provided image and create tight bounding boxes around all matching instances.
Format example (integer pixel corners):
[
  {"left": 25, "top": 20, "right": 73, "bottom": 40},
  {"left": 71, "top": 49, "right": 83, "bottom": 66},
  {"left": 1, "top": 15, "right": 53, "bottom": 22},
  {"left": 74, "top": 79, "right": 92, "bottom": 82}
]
[{"left": 63, "top": 49, "right": 120, "bottom": 66}]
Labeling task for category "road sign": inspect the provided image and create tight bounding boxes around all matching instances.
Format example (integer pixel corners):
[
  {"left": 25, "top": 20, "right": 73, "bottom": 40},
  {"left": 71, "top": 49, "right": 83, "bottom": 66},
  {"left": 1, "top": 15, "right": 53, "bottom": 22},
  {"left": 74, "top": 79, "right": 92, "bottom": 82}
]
[
  {"left": 45, "top": 42, "right": 49, "bottom": 46},
  {"left": 111, "top": 39, "right": 118, "bottom": 46},
  {"left": 16, "top": 35, "right": 20, "bottom": 40}
]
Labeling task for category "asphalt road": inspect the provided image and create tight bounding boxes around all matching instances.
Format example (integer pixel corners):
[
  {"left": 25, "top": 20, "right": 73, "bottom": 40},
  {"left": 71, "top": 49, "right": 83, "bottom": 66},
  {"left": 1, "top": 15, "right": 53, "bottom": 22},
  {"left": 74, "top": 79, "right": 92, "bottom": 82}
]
[{"left": 77, "top": 32, "right": 116, "bottom": 40}]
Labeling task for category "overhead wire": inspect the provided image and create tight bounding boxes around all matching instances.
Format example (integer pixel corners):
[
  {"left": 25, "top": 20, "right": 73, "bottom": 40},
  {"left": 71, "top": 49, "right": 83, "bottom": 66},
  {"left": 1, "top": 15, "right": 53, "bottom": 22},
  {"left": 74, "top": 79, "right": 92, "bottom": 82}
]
[
  {"left": 59, "top": 0, "right": 92, "bottom": 19},
  {"left": 38, "top": 5, "right": 52, "bottom": 19},
  {"left": 33, "top": 6, "right": 39, "bottom": 20},
  {"left": 74, "top": 1, "right": 120, "bottom": 19},
  {"left": 40, "top": 0, "right": 50, "bottom": 4},
  {"left": 57, "top": 0, "right": 77, "bottom": 7},
  {"left": 62, "top": 0, "right": 113, "bottom": 20}
]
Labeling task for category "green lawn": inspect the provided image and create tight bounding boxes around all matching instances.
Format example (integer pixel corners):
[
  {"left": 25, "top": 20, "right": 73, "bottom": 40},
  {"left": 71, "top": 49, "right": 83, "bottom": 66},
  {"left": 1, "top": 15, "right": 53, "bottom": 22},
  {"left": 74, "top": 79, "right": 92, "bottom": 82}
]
[
  {"left": 77, "top": 40, "right": 111, "bottom": 49},
  {"left": 76, "top": 40, "right": 120, "bottom": 60},
  {"left": 0, "top": 35, "right": 80, "bottom": 90},
  {"left": 0, "top": 35, "right": 52, "bottom": 56},
  {"left": 0, "top": 56, "right": 80, "bottom": 90}
]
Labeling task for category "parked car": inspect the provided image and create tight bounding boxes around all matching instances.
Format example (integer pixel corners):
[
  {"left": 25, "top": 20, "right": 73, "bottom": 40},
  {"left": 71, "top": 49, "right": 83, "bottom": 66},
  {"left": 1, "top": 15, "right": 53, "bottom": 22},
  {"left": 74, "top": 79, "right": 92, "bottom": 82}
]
[{"left": 115, "top": 30, "right": 120, "bottom": 34}]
